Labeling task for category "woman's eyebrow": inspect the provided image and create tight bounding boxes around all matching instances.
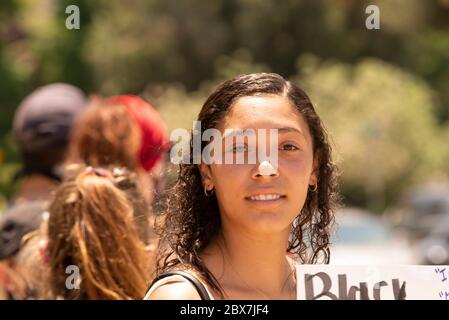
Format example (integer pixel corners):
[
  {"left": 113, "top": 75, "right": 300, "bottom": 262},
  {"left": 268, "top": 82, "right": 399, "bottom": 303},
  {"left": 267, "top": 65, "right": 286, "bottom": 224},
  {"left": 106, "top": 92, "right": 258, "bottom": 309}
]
[
  {"left": 278, "top": 127, "right": 306, "bottom": 138},
  {"left": 221, "top": 127, "right": 307, "bottom": 139},
  {"left": 222, "top": 128, "right": 256, "bottom": 139}
]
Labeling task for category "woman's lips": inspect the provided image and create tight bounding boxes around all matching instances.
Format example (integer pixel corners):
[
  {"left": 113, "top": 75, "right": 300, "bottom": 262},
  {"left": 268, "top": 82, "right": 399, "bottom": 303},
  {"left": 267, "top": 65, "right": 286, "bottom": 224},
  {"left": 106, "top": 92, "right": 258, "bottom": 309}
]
[{"left": 245, "top": 193, "right": 286, "bottom": 201}]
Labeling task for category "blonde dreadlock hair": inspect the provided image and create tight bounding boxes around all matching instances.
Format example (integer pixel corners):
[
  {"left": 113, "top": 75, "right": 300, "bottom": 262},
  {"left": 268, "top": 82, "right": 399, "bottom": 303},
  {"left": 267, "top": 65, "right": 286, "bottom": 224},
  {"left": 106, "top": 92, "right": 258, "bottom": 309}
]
[{"left": 47, "top": 165, "right": 152, "bottom": 299}]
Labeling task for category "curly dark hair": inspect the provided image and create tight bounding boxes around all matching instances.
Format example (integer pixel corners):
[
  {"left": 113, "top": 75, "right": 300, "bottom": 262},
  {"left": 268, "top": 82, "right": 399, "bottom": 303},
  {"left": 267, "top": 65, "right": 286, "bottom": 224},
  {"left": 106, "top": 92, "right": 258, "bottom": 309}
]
[{"left": 155, "top": 72, "right": 340, "bottom": 297}]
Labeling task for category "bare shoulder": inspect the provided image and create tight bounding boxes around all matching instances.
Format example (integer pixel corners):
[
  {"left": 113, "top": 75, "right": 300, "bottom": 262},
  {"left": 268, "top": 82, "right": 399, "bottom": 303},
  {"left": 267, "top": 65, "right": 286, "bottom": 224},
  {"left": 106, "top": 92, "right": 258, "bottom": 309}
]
[{"left": 147, "top": 281, "right": 202, "bottom": 300}]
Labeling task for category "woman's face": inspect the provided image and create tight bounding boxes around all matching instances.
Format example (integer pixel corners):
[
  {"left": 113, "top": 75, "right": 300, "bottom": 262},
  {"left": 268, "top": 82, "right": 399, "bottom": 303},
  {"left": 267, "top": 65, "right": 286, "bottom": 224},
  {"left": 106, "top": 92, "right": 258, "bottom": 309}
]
[{"left": 199, "top": 94, "right": 318, "bottom": 235}]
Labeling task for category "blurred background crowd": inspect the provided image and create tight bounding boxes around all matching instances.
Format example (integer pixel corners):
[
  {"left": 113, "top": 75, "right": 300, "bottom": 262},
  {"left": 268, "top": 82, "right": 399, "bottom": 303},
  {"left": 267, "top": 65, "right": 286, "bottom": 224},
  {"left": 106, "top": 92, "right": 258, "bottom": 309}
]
[{"left": 1, "top": 0, "right": 449, "bottom": 299}]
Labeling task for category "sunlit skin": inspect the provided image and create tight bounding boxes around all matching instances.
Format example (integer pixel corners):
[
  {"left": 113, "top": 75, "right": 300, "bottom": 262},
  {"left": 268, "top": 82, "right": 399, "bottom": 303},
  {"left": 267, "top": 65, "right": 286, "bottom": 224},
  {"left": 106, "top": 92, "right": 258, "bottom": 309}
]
[
  {"left": 203, "top": 95, "right": 318, "bottom": 235},
  {"left": 149, "top": 94, "right": 319, "bottom": 300},
  {"left": 198, "top": 94, "right": 319, "bottom": 299}
]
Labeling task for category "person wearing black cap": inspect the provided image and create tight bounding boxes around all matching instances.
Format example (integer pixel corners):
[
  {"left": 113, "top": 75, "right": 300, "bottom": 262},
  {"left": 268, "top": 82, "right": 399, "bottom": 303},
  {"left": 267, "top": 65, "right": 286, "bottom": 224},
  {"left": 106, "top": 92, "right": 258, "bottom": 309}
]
[{"left": 0, "top": 83, "right": 87, "bottom": 262}]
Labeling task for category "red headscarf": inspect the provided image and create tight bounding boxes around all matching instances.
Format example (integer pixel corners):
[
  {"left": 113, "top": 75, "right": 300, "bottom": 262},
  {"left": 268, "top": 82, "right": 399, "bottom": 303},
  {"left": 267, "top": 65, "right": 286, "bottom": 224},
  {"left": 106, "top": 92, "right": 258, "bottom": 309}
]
[{"left": 106, "top": 95, "right": 169, "bottom": 172}]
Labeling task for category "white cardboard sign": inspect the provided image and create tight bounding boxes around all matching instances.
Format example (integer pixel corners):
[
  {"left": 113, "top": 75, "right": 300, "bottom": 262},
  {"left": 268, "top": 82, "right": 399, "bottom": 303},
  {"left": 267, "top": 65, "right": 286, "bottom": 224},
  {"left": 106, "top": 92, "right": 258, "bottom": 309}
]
[{"left": 296, "top": 265, "right": 449, "bottom": 300}]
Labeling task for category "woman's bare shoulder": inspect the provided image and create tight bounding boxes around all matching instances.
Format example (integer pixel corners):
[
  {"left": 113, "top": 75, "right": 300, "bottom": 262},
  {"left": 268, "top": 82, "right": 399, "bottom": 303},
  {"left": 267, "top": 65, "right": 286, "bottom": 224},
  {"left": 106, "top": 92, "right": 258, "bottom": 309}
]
[{"left": 146, "top": 280, "right": 202, "bottom": 300}]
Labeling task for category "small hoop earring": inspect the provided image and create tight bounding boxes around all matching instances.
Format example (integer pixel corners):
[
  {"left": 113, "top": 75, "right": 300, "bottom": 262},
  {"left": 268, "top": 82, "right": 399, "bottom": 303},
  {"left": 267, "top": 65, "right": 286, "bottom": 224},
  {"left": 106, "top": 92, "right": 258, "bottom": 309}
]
[
  {"left": 204, "top": 186, "right": 214, "bottom": 197},
  {"left": 309, "top": 184, "right": 318, "bottom": 192}
]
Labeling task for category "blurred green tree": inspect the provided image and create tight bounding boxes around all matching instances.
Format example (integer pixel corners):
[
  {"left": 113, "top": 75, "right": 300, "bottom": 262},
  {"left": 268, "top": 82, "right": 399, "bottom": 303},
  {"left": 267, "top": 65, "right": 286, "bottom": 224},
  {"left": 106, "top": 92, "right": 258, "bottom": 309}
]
[
  {"left": 293, "top": 55, "right": 447, "bottom": 212},
  {"left": 1, "top": 0, "right": 449, "bottom": 208}
]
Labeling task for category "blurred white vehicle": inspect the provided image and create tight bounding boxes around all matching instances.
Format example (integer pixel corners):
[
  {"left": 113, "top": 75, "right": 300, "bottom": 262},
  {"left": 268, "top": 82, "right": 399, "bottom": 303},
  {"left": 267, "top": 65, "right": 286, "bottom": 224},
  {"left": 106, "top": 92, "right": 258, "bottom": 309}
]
[
  {"left": 416, "top": 213, "right": 449, "bottom": 264},
  {"left": 389, "top": 183, "right": 449, "bottom": 240},
  {"left": 330, "top": 207, "right": 417, "bottom": 265}
]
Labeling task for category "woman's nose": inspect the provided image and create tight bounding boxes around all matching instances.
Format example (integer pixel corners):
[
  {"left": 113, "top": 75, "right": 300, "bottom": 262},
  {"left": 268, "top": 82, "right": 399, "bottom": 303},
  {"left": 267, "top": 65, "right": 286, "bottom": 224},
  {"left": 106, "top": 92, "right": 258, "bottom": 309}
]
[{"left": 252, "top": 160, "right": 279, "bottom": 178}]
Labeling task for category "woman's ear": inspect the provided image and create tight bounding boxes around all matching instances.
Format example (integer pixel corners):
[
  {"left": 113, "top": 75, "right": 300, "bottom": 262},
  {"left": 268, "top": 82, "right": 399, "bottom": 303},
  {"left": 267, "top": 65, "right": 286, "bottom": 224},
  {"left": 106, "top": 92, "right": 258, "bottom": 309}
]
[
  {"left": 309, "top": 151, "right": 320, "bottom": 186},
  {"left": 198, "top": 164, "right": 214, "bottom": 189}
]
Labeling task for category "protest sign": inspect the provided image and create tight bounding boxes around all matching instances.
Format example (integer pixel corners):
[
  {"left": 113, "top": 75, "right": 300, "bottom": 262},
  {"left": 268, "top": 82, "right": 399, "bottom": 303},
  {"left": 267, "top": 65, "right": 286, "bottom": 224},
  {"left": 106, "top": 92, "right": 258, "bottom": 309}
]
[{"left": 296, "top": 265, "right": 449, "bottom": 300}]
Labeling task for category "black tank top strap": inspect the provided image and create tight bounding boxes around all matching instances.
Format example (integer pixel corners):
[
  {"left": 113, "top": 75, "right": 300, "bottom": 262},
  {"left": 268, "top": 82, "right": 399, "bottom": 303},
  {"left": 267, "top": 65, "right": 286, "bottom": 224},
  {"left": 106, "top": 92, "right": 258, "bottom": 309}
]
[{"left": 146, "top": 270, "right": 212, "bottom": 300}]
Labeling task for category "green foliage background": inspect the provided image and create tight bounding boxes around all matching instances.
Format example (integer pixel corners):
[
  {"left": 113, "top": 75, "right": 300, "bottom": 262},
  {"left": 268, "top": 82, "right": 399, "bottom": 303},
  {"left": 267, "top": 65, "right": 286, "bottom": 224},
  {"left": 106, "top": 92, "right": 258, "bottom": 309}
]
[{"left": 1, "top": 0, "right": 449, "bottom": 213}]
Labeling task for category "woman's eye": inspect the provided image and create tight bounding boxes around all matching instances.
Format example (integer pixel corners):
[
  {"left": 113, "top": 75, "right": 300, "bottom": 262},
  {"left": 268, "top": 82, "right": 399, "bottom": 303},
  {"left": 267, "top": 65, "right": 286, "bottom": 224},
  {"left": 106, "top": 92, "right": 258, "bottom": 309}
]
[
  {"left": 281, "top": 144, "right": 299, "bottom": 151},
  {"left": 233, "top": 145, "right": 247, "bottom": 152}
]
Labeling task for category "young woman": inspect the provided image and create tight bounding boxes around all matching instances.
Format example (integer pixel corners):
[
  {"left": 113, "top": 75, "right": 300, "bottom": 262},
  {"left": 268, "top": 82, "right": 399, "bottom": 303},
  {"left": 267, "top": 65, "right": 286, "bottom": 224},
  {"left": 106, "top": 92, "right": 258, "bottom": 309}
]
[
  {"left": 145, "top": 73, "right": 340, "bottom": 300},
  {"left": 66, "top": 95, "right": 169, "bottom": 212},
  {"left": 46, "top": 165, "right": 152, "bottom": 299},
  {"left": 0, "top": 165, "right": 153, "bottom": 300}
]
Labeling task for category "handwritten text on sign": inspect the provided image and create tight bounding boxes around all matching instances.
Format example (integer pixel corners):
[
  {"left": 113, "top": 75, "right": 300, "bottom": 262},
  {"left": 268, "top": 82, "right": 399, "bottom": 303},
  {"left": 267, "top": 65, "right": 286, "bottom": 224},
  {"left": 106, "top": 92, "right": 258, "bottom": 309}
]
[{"left": 296, "top": 265, "right": 449, "bottom": 300}]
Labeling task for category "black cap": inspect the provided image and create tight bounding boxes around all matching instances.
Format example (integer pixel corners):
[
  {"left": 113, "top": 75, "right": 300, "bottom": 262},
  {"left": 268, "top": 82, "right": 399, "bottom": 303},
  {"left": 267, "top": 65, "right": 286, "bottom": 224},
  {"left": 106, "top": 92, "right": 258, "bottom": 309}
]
[{"left": 13, "top": 83, "right": 87, "bottom": 153}]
